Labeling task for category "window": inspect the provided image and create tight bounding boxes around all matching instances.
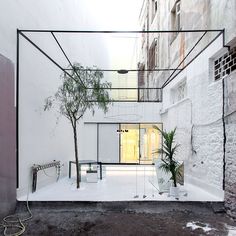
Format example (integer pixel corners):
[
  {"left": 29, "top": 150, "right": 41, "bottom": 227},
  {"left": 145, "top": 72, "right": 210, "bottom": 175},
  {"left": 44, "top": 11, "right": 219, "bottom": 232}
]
[
  {"left": 151, "top": 0, "right": 158, "bottom": 22},
  {"left": 138, "top": 63, "right": 145, "bottom": 87},
  {"left": 142, "top": 24, "right": 146, "bottom": 47},
  {"left": 171, "top": 0, "right": 181, "bottom": 43},
  {"left": 214, "top": 45, "right": 236, "bottom": 80},
  {"left": 171, "top": 79, "right": 187, "bottom": 104},
  {"left": 175, "top": 1, "right": 181, "bottom": 30},
  {"left": 148, "top": 39, "right": 158, "bottom": 70}
]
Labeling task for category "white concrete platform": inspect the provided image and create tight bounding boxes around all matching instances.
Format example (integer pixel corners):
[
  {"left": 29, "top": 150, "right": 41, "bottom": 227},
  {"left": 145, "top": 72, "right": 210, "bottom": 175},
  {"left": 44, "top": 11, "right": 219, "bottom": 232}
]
[{"left": 18, "top": 169, "right": 224, "bottom": 202}]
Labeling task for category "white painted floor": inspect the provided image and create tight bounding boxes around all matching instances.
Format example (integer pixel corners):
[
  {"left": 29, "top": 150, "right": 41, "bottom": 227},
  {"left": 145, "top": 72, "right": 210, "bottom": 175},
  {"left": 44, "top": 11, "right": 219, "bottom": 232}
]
[{"left": 18, "top": 168, "right": 223, "bottom": 202}]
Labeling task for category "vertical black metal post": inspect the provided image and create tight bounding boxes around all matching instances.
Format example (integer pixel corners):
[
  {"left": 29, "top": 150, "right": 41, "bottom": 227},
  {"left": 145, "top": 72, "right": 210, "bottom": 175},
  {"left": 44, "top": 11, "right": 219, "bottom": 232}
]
[
  {"left": 161, "top": 123, "right": 164, "bottom": 160},
  {"left": 222, "top": 29, "right": 230, "bottom": 50},
  {"left": 16, "top": 29, "right": 19, "bottom": 188},
  {"left": 97, "top": 124, "right": 99, "bottom": 162},
  {"left": 138, "top": 87, "right": 140, "bottom": 102},
  {"left": 139, "top": 123, "right": 141, "bottom": 164},
  {"left": 69, "top": 161, "right": 72, "bottom": 178},
  {"left": 119, "top": 123, "right": 121, "bottom": 163}
]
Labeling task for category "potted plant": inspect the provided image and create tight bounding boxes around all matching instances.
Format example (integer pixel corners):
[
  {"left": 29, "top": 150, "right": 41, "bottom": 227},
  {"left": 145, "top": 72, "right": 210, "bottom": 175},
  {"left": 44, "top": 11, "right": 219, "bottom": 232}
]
[{"left": 153, "top": 126, "right": 181, "bottom": 198}]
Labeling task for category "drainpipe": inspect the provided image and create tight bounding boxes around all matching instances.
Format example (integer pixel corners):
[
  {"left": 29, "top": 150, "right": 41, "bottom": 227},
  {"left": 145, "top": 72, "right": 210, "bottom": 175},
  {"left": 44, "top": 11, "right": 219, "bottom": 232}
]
[{"left": 222, "top": 77, "right": 226, "bottom": 191}]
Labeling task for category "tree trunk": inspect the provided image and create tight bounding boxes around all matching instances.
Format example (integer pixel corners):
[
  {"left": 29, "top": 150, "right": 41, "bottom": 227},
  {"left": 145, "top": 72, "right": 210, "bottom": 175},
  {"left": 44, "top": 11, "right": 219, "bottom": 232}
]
[
  {"left": 171, "top": 170, "right": 177, "bottom": 187},
  {"left": 170, "top": 161, "right": 177, "bottom": 187},
  {"left": 72, "top": 122, "right": 80, "bottom": 188}
]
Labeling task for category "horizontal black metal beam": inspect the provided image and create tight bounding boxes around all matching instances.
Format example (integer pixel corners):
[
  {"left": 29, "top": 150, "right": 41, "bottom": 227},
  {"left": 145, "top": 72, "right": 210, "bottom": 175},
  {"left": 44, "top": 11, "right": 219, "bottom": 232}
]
[
  {"left": 19, "top": 29, "right": 224, "bottom": 34},
  {"left": 84, "top": 122, "right": 163, "bottom": 124},
  {"left": 85, "top": 87, "right": 162, "bottom": 89},
  {"left": 99, "top": 162, "right": 154, "bottom": 165},
  {"left": 86, "top": 100, "right": 162, "bottom": 103},
  {"left": 64, "top": 68, "right": 181, "bottom": 72}
]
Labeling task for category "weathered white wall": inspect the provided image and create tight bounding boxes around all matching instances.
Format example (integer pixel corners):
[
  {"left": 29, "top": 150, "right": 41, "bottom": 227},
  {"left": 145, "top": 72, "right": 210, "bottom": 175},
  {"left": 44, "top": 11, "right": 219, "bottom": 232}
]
[
  {"left": 138, "top": 0, "right": 236, "bottom": 200},
  {"left": 0, "top": 0, "right": 110, "bottom": 197},
  {"left": 161, "top": 35, "right": 224, "bottom": 198}
]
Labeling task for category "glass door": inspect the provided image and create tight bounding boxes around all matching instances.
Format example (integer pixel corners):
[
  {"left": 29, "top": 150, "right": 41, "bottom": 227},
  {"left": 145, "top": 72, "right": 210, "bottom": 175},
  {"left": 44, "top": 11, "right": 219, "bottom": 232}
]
[
  {"left": 120, "top": 124, "right": 139, "bottom": 163},
  {"left": 139, "top": 124, "right": 161, "bottom": 164},
  {"left": 119, "top": 123, "right": 162, "bottom": 164}
]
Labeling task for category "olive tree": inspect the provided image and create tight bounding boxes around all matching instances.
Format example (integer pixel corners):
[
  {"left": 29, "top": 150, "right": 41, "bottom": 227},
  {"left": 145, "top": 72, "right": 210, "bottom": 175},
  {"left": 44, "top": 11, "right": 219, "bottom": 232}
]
[{"left": 44, "top": 63, "right": 111, "bottom": 188}]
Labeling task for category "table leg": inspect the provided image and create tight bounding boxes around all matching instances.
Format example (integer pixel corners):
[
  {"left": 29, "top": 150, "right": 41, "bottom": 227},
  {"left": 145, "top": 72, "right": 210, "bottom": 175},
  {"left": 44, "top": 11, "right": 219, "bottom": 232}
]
[
  {"left": 99, "top": 163, "right": 102, "bottom": 180},
  {"left": 79, "top": 164, "right": 81, "bottom": 182},
  {"left": 32, "top": 170, "right": 37, "bottom": 193},
  {"left": 69, "top": 161, "right": 72, "bottom": 178}
]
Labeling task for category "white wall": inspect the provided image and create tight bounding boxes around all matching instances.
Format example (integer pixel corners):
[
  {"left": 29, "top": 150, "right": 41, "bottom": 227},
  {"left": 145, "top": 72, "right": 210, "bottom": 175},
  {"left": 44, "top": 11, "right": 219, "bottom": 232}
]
[
  {"left": 98, "top": 124, "right": 119, "bottom": 163},
  {"left": 82, "top": 102, "right": 162, "bottom": 123},
  {"left": 161, "top": 35, "right": 225, "bottom": 198},
  {"left": 78, "top": 102, "right": 162, "bottom": 163},
  {"left": 0, "top": 0, "right": 110, "bottom": 197}
]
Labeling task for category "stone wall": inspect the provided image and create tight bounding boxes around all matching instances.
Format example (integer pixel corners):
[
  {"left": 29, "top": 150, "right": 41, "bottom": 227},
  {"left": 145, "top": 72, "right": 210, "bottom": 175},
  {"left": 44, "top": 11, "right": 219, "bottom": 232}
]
[{"left": 224, "top": 70, "right": 236, "bottom": 218}]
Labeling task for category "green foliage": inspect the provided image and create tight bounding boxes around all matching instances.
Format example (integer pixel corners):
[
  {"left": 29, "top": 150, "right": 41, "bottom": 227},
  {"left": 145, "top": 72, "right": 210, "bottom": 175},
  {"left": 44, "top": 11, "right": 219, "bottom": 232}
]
[
  {"left": 153, "top": 126, "right": 181, "bottom": 187},
  {"left": 44, "top": 63, "right": 112, "bottom": 188},
  {"left": 44, "top": 63, "right": 112, "bottom": 126}
]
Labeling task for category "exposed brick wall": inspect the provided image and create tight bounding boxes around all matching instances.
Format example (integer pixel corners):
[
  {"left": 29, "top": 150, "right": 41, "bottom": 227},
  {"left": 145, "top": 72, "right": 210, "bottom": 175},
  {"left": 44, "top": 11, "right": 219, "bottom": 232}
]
[{"left": 224, "top": 71, "right": 236, "bottom": 218}]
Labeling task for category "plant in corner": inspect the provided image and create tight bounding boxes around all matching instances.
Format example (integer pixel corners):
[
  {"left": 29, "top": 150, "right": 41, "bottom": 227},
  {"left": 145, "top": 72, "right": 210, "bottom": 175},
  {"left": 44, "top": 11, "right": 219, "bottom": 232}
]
[
  {"left": 44, "top": 63, "right": 111, "bottom": 188},
  {"left": 153, "top": 126, "right": 181, "bottom": 198}
]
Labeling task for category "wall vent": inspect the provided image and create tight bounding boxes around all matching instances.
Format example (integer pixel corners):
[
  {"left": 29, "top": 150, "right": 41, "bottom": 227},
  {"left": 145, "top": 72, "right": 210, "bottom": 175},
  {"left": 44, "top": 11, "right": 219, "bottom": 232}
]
[{"left": 214, "top": 46, "right": 236, "bottom": 80}]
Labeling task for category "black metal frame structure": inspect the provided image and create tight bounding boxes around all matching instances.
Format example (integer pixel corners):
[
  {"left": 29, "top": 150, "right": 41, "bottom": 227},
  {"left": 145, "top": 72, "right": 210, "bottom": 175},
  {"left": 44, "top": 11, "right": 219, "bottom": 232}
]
[{"left": 16, "top": 29, "right": 228, "bottom": 187}]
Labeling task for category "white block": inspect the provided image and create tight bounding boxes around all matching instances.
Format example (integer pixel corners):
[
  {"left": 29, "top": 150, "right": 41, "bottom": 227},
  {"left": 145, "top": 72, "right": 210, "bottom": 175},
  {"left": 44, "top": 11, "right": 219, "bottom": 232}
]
[{"left": 86, "top": 170, "right": 98, "bottom": 183}]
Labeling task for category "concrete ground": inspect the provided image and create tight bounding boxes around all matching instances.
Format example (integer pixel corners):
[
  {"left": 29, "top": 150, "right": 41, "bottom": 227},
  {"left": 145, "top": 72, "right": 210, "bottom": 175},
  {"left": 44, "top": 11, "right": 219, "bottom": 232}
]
[
  {"left": 2, "top": 201, "right": 236, "bottom": 236},
  {"left": 17, "top": 172, "right": 223, "bottom": 201}
]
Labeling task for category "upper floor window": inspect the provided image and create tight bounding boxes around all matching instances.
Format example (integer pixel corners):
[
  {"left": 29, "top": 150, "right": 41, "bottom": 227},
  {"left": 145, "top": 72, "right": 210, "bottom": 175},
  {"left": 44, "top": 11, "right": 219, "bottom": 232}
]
[
  {"left": 175, "top": 1, "right": 181, "bottom": 30},
  {"left": 148, "top": 39, "right": 158, "bottom": 70},
  {"left": 151, "top": 0, "right": 158, "bottom": 22},
  {"left": 171, "top": 79, "right": 187, "bottom": 104},
  {"left": 170, "top": 0, "right": 181, "bottom": 43},
  {"left": 142, "top": 24, "right": 146, "bottom": 47},
  {"left": 138, "top": 63, "right": 145, "bottom": 87}
]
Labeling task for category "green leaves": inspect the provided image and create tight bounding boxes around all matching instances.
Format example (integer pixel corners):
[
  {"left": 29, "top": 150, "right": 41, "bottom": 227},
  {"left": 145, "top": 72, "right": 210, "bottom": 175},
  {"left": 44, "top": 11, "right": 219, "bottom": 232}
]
[
  {"left": 153, "top": 126, "right": 181, "bottom": 187},
  {"left": 44, "top": 62, "right": 112, "bottom": 126}
]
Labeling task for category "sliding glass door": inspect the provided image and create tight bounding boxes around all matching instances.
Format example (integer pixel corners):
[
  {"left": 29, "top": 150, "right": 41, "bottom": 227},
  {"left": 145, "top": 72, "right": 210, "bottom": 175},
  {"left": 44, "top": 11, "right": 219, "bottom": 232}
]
[
  {"left": 120, "top": 123, "right": 162, "bottom": 164},
  {"left": 140, "top": 124, "right": 160, "bottom": 164},
  {"left": 120, "top": 124, "right": 139, "bottom": 163}
]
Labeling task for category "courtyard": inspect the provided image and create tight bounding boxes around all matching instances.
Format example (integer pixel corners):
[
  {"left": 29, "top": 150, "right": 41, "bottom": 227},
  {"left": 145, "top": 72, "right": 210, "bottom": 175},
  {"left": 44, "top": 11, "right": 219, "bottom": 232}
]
[
  {"left": 1, "top": 0, "right": 236, "bottom": 235},
  {"left": 18, "top": 168, "right": 222, "bottom": 202}
]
